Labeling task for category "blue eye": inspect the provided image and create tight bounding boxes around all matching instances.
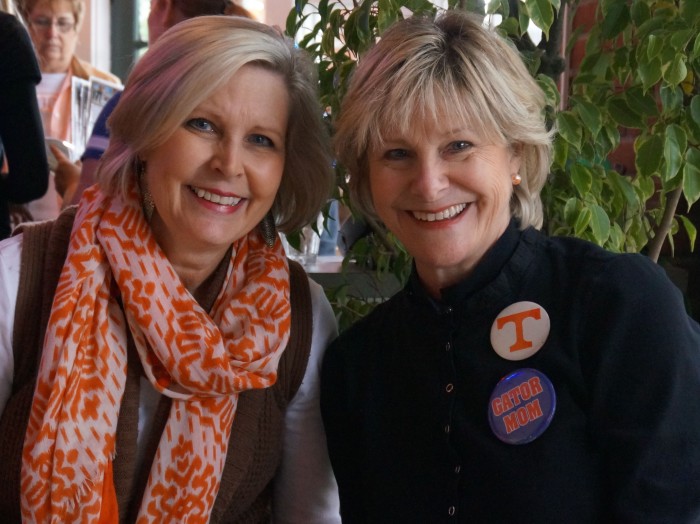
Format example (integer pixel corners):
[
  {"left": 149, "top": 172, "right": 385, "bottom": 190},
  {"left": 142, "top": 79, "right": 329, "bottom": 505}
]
[
  {"left": 186, "top": 118, "right": 214, "bottom": 133},
  {"left": 385, "top": 149, "right": 410, "bottom": 160},
  {"left": 249, "top": 134, "right": 274, "bottom": 148},
  {"left": 447, "top": 141, "right": 472, "bottom": 152}
]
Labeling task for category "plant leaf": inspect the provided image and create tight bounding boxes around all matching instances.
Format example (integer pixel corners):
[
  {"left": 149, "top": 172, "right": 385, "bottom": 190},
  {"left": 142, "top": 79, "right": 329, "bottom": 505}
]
[
  {"left": 537, "top": 74, "right": 560, "bottom": 107},
  {"left": 683, "top": 147, "right": 700, "bottom": 209},
  {"left": 589, "top": 204, "right": 611, "bottom": 244},
  {"left": 663, "top": 55, "right": 688, "bottom": 85},
  {"left": 556, "top": 111, "right": 583, "bottom": 150},
  {"left": 635, "top": 134, "right": 663, "bottom": 178},
  {"left": 679, "top": 215, "right": 697, "bottom": 251},
  {"left": 664, "top": 124, "right": 688, "bottom": 182},
  {"left": 525, "top": 0, "right": 554, "bottom": 40},
  {"left": 639, "top": 56, "right": 663, "bottom": 91},
  {"left": 600, "top": 2, "right": 630, "bottom": 39},
  {"left": 571, "top": 163, "right": 593, "bottom": 196},
  {"left": 574, "top": 207, "right": 592, "bottom": 237},
  {"left": 575, "top": 99, "right": 603, "bottom": 137},
  {"left": 624, "top": 86, "right": 659, "bottom": 118},
  {"left": 607, "top": 96, "right": 645, "bottom": 128}
]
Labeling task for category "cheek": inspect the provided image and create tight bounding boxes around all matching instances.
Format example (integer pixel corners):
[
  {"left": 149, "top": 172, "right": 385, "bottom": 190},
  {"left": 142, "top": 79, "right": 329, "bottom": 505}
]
[
  {"left": 264, "top": 170, "right": 285, "bottom": 200},
  {"left": 370, "top": 168, "right": 401, "bottom": 203},
  {"left": 63, "top": 34, "right": 78, "bottom": 52},
  {"left": 368, "top": 167, "right": 387, "bottom": 203}
]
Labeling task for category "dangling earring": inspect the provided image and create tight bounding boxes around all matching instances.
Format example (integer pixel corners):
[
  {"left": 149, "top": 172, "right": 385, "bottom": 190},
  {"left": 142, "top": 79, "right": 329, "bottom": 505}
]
[
  {"left": 511, "top": 173, "right": 522, "bottom": 186},
  {"left": 258, "top": 212, "right": 277, "bottom": 248},
  {"left": 137, "top": 160, "right": 155, "bottom": 222}
]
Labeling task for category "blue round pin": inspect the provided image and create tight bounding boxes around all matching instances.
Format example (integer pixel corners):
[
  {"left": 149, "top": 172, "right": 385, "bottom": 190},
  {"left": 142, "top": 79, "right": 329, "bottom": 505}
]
[{"left": 488, "top": 368, "right": 556, "bottom": 445}]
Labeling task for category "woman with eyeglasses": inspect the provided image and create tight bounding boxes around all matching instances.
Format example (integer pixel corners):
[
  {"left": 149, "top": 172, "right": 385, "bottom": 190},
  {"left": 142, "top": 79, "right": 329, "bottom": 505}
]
[{"left": 18, "top": 0, "right": 120, "bottom": 222}]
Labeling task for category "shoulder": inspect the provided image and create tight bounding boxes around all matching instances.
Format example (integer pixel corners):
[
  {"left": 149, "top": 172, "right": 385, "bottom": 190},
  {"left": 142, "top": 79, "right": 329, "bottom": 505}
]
[
  {"left": 0, "top": 15, "right": 40, "bottom": 84},
  {"left": 0, "top": 13, "right": 23, "bottom": 41},
  {"left": 322, "top": 289, "right": 408, "bottom": 375},
  {"left": 529, "top": 227, "right": 698, "bottom": 346},
  {"left": 524, "top": 229, "right": 673, "bottom": 297},
  {"left": 0, "top": 14, "right": 26, "bottom": 45}
]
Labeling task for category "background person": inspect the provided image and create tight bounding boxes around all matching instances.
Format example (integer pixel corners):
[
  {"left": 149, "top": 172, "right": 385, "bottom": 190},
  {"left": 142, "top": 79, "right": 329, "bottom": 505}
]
[
  {"left": 18, "top": 0, "right": 120, "bottom": 221},
  {"left": 321, "top": 11, "right": 700, "bottom": 522},
  {"left": 0, "top": 2, "right": 49, "bottom": 239},
  {"left": 0, "top": 15, "right": 339, "bottom": 522}
]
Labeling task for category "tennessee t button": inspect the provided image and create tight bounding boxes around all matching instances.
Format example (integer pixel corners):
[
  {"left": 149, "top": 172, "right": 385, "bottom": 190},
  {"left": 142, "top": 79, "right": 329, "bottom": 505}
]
[
  {"left": 490, "top": 301, "right": 550, "bottom": 361},
  {"left": 488, "top": 368, "right": 556, "bottom": 445}
]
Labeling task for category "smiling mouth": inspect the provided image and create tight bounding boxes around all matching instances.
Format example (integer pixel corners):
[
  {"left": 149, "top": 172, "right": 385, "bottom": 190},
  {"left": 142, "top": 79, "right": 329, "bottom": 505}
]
[
  {"left": 412, "top": 203, "right": 467, "bottom": 222},
  {"left": 189, "top": 185, "right": 242, "bottom": 207}
]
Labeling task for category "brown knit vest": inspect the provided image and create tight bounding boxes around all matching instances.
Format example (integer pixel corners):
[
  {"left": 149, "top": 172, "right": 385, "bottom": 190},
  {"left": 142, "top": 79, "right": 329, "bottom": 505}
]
[{"left": 0, "top": 207, "right": 313, "bottom": 523}]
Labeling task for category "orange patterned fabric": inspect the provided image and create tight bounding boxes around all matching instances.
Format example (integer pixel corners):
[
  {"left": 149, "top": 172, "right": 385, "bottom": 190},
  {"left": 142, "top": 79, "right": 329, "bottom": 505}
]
[{"left": 20, "top": 184, "right": 291, "bottom": 523}]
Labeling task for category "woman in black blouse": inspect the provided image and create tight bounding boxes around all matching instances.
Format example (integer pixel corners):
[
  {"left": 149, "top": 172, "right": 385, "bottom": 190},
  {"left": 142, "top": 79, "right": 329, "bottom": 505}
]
[{"left": 322, "top": 10, "right": 700, "bottom": 523}]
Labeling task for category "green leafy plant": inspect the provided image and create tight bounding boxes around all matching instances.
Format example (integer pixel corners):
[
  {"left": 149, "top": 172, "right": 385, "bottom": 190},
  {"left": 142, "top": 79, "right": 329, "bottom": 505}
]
[
  {"left": 286, "top": 0, "right": 700, "bottom": 330},
  {"left": 545, "top": 0, "right": 700, "bottom": 260}
]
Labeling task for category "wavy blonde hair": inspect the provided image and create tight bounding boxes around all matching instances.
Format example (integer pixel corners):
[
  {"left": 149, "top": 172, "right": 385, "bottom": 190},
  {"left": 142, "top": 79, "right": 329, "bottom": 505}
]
[{"left": 334, "top": 10, "right": 553, "bottom": 229}]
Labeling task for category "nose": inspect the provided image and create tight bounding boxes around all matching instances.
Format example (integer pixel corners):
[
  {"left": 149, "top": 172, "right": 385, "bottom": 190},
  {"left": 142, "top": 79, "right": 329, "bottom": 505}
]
[
  {"left": 411, "top": 154, "right": 449, "bottom": 201},
  {"left": 210, "top": 138, "right": 244, "bottom": 178}
]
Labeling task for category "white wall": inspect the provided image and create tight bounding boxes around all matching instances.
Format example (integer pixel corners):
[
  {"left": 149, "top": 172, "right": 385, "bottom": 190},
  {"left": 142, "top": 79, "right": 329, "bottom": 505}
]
[
  {"left": 75, "top": 0, "right": 111, "bottom": 74},
  {"left": 265, "top": 0, "right": 292, "bottom": 28}
]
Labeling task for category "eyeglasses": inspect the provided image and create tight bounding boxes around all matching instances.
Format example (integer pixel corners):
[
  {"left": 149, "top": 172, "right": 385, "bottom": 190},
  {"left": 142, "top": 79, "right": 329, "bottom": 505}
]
[{"left": 30, "top": 17, "right": 76, "bottom": 33}]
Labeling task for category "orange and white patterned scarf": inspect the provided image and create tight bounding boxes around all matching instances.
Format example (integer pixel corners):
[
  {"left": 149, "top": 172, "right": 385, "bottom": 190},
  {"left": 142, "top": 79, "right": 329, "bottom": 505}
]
[{"left": 20, "top": 184, "right": 291, "bottom": 523}]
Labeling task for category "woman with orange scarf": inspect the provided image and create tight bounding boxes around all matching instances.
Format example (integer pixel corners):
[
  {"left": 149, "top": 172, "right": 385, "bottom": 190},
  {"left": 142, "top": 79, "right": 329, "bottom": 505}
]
[{"left": 0, "top": 16, "right": 340, "bottom": 523}]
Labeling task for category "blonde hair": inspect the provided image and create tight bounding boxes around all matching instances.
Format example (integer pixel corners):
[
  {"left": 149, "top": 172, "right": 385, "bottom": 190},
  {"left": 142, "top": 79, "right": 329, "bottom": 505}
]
[
  {"left": 18, "top": 0, "right": 84, "bottom": 28},
  {"left": 98, "top": 16, "right": 333, "bottom": 232},
  {"left": 334, "top": 10, "right": 553, "bottom": 229}
]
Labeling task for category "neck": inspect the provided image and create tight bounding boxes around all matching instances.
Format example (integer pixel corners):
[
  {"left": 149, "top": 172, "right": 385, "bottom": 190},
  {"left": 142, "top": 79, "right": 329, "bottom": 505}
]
[
  {"left": 169, "top": 248, "right": 230, "bottom": 294},
  {"left": 149, "top": 217, "right": 232, "bottom": 294}
]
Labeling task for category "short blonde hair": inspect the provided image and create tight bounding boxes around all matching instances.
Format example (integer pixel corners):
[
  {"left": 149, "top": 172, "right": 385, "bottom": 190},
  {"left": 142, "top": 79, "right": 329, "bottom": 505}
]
[
  {"left": 98, "top": 16, "right": 333, "bottom": 232},
  {"left": 335, "top": 10, "right": 553, "bottom": 229},
  {"left": 19, "top": 0, "right": 84, "bottom": 27}
]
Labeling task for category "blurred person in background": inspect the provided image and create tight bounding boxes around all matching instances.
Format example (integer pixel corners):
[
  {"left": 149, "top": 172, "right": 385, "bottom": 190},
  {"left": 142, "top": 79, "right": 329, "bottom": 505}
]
[
  {"left": 18, "top": 0, "right": 120, "bottom": 221},
  {"left": 0, "top": 0, "right": 49, "bottom": 239}
]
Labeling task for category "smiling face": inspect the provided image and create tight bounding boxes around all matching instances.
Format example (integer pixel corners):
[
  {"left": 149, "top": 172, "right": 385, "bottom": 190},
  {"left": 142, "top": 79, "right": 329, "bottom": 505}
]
[
  {"left": 368, "top": 114, "right": 521, "bottom": 297},
  {"left": 27, "top": 0, "right": 79, "bottom": 73},
  {"left": 142, "top": 64, "right": 289, "bottom": 275}
]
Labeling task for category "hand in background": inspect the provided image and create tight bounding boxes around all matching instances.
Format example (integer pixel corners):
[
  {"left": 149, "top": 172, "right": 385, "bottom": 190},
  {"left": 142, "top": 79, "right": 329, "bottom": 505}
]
[{"left": 51, "top": 144, "right": 81, "bottom": 204}]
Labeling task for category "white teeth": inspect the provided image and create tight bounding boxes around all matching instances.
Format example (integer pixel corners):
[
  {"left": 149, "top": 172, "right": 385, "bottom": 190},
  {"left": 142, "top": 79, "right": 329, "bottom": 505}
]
[
  {"left": 191, "top": 186, "right": 241, "bottom": 206},
  {"left": 412, "top": 203, "right": 467, "bottom": 222}
]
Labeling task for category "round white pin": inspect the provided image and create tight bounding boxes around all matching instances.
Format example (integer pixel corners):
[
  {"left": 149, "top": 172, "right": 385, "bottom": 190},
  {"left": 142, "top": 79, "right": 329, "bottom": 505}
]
[{"left": 490, "top": 301, "right": 550, "bottom": 361}]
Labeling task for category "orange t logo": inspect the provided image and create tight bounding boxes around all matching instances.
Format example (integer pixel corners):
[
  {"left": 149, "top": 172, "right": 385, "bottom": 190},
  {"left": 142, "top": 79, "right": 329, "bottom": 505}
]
[{"left": 496, "top": 307, "right": 541, "bottom": 352}]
